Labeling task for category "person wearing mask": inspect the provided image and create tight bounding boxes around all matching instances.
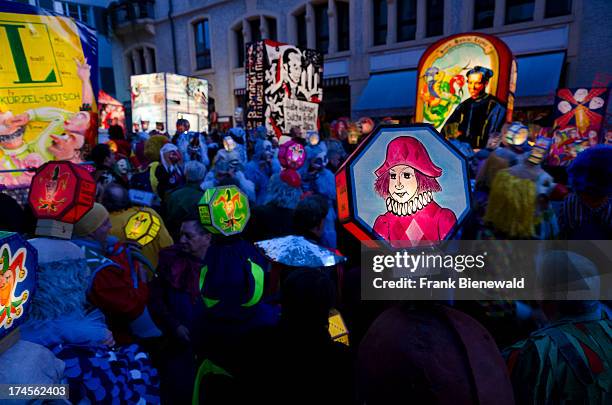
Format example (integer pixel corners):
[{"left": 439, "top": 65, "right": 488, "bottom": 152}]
[
  {"left": 504, "top": 250, "right": 611, "bottom": 404},
  {"left": 201, "top": 151, "right": 256, "bottom": 202},
  {"left": 164, "top": 160, "right": 207, "bottom": 239},
  {"left": 244, "top": 172, "right": 302, "bottom": 241},
  {"left": 71, "top": 203, "right": 159, "bottom": 344},
  {"left": 245, "top": 139, "right": 280, "bottom": 205},
  {"left": 301, "top": 143, "right": 338, "bottom": 248},
  {"left": 149, "top": 218, "right": 212, "bottom": 404},
  {"left": 559, "top": 145, "right": 612, "bottom": 239},
  {"left": 102, "top": 183, "right": 173, "bottom": 269},
  {"left": 173, "top": 118, "right": 209, "bottom": 167},
  {"left": 155, "top": 143, "right": 186, "bottom": 198},
  {"left": 88, "top": 143, "right": 121, "bottom": 191},
  {"left": 21, "top": 238, "right": 160, "bottom": 404}
]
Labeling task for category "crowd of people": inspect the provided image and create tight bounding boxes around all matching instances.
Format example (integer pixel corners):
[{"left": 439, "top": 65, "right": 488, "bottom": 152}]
[{"left": 1, "top": 117, "right": 611, "bottom": 404}]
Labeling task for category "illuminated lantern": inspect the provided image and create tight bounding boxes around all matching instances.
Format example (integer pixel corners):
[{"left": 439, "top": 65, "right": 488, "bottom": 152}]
[
  {"left": 124, "top": 211, "right": 161, "bottom": 246},
  {"left": 503, "top": 122, "right": 529, "bottom": 146},
  {"left": 359, "top": 117, "right": 375, "bottom": 135},
  {"left": 198, "top": 186, "right": 250, "bottom": 236},
  {"left": 0, "top": 232, "right": 37, "bottom": 346},
  {"left": 278, "top": 140, "right": 306, "bottom": 169},
  {"left": 328, "top": 309, "right": 349, "bottom": 346},
  {"left": 527, "top": 136, "right": 553, "bottom": 165},
  {"left": 223, "top": 136, "right": 237, "bottom": 152},
  {"left": 107, "top": 140, "right": 118, "bottom": 153},
  {"left": 415, "top": 33, "right": 515, "bottom": 148},
  {"left": 28, "top": 161, "right": 96, "bottom": 239},
  {"left": 307, "top": 131, "right": 320, "bottom": 146},
  {"left": 347, "top": 122, "right": 361, "bottom": 145},
  {"left": 336, "top": 125, "right": 471, "bottom": 248}
]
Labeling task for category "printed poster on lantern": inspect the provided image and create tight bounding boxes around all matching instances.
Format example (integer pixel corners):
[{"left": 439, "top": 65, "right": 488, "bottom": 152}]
[{"left": 0, "top": 1, "right": 98, "bottom": 188}]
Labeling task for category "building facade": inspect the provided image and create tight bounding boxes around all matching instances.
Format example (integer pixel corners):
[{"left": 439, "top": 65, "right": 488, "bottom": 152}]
[
  {"left": 107, "top": 0, "right": 610, "bottom": 125},
  {"left": 12, "top": 0, "right": 118, "bottom": 97}
]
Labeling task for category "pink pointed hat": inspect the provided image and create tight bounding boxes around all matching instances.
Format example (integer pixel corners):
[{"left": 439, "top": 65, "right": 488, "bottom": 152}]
[{"left": 375, "top": 136, "right": 442, "bottom": 177}]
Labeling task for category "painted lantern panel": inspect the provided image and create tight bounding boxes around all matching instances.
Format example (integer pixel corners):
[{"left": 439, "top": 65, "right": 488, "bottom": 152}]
[
  {"left": 0, "top": 232, "right": 37, "bottom": 339},
  {"left": 198, "top": 186, "right": 250, "bottom": 236},
  {"left": 336, "top": 125, "right": 471, "bottom": 248},
  {"left": 415, "top": 33, "right": 515, "bottom": 150}
]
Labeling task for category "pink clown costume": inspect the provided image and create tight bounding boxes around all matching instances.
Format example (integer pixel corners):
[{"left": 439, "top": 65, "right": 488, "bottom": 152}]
[{"left": 373, "top": 136, "right": 457, "bottom": 247}]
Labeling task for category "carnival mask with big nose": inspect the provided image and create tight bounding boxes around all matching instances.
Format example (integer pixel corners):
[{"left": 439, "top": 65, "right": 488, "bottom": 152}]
[
  {"left": 0, "top": 268, "right": 14, "bottom": 306},
  {"left": 389, "top": 165, "right": 417, "bottom": 203}
]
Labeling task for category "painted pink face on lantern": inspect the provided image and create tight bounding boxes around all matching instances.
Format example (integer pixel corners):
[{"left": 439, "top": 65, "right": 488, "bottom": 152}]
[
  {"left": 64, "top": 111, "right": 91, "bottom": 135},
  {"left": 289, "top": 144, "right": 305, "bottom": 166},
  {"left": 388, "top": 165, "right": 418, "bottom": 203}
]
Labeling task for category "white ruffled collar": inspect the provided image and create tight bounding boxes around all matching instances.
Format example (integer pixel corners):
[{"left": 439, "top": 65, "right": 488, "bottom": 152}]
[{"left": 386, "top": 191, "right": 433, "bottom": 216}]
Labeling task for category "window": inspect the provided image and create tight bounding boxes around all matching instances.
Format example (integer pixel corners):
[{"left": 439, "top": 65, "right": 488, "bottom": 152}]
[
  {"left": 397, "top": 0, "right": 416, "bottom": 42},
  {"left": 545, "top": 0, "right": 572, "bottom": 18},
  {"left": 194, "top": 20, "right": 212, "bottom": 70},
  {"left": 314, "top": 3, "right": 329, "bottom": 54},
  {"left": 296, "top": 11, "right": 307, "bottom": 49},
  {"left": 127, "top": 46, "right": 156, "bottom": 75},
  {"left": 58, "top": 2, "right": 91, "bottom": 25},
  {"left": 426, "top": 0, "right": 444, "bottom": 37},
  {"left": 266, "top": 17, "right": 277, "bottom": 41},
  {"left": 505, "top": 0, "right": 534, "bottom": 24},
  {"left": 138, "top": 48, "right": 146, "bottom": 74},
  {"left": 128, "top": 55, "right": 135, "bottom": 76},
  {"left": 337, "top": 1, "right": 350, "bottom": 51},
  {"left": 473, "top": 0, "right": 495, "bottom": 29},
  {"left": 249, "top": 19, "right": 261, "bottom": 42},
  {"left": 373, "top": 0, "right": 387, "bottom": 46},
  {"left": 236, "top": 26, "right": 245, "bottom": 68},
  {"left": 37, "top": 0, "right": 54, "bottom": 10}
]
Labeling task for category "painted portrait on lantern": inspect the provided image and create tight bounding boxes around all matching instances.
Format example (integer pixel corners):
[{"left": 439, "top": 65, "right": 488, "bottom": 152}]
[
  {"left": 373, "top": 136, "right": 457, "bottom": 246},
  {"left": 338, "top": 126, "right": 471, "bottom": 248}
]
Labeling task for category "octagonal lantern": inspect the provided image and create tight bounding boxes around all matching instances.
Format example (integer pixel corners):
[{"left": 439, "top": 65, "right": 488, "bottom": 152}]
[
  {"left": 124, "top": 210, "right": 161, "bottom": 246},
  {"left": 0, "top": 232, "right": 37, "bottom": 342},
  {"left": 336, "top": 124, "right": 471, "bottom": 248},
  {"left": 28, "top": 161, "right": 96, "bottom": 238},
  {"left": 198, "top": 186, "right": 250, "bottom": 236}
]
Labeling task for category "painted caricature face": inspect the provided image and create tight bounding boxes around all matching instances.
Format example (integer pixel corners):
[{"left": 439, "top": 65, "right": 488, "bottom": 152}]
[
  {"left": 0, "top": 269, "right": 15, "bottom": 306},
  {"left": 287, "top": 52, "right": 302, "bottom": 84},
  {"left": 48, "top": 133, "right": 84, "bottom": 160},
  {"left": 388, "top": 165, "right": 418, "bottom": 203},
  {"left": 467, "top": 72, "right": 487, "bottom": 99},
  {"left": 0, "top": 111, "right": 26, "bottom": 149},
  {"left": 116, "top": 158, "right": 130, "bottom": 175},
  {"left": 289, "top": 144, "right": 305, "bottom": 164},
  {"left": 64, "top": 111, "right": 91, "bottom": 135}
]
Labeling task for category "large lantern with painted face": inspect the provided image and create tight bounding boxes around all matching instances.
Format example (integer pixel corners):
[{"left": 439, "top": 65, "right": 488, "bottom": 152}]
[
  {"left": 415, "top": 33, "right": 515, "bottom": 149},
  {"left": 28, "top": 161, "right": 96, "bottom": 238},
  {"left": 0, "top": 232, "right": 37, "bottom": 343},
  {"left": 336, "top": 124, "right": 471, "bottom": 248},
  {"left": 198, "top": 186, "right": 251, "bottom": 236}
]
